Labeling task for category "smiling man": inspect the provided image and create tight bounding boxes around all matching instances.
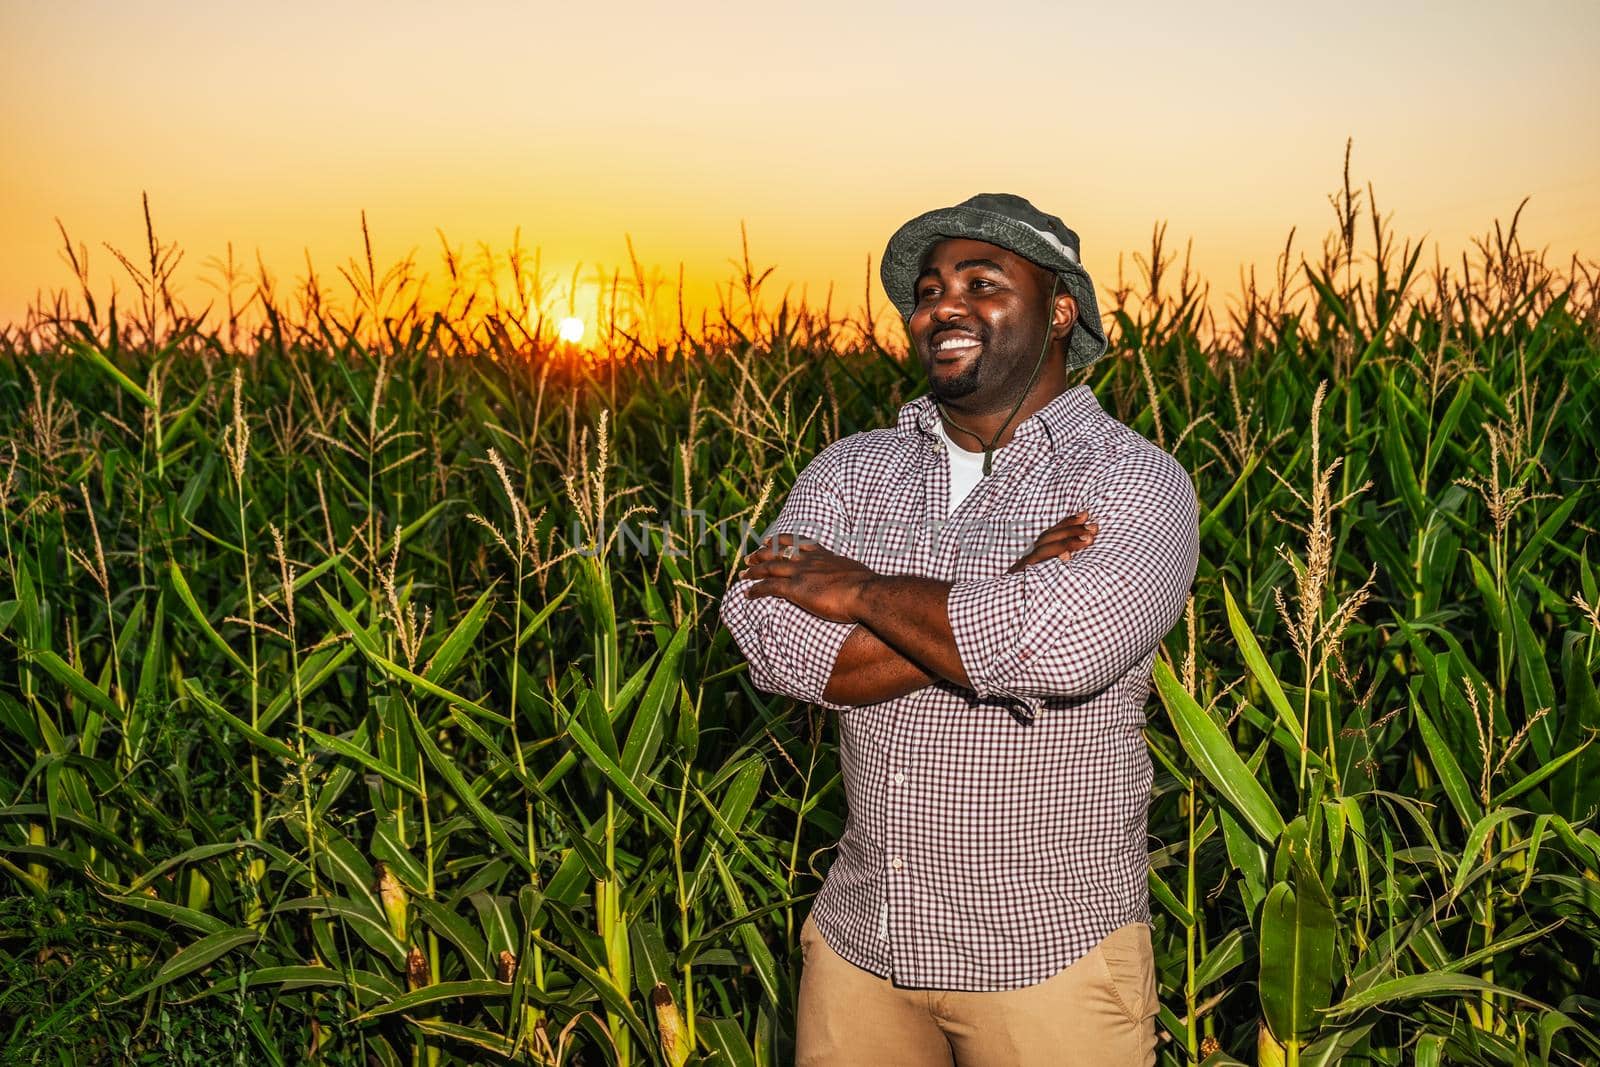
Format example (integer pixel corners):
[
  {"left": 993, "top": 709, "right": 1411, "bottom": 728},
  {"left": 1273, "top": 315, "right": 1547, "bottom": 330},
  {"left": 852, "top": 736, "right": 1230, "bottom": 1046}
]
[{"left": 719, "top": 194, "right": 1199, "bottom": 1066}]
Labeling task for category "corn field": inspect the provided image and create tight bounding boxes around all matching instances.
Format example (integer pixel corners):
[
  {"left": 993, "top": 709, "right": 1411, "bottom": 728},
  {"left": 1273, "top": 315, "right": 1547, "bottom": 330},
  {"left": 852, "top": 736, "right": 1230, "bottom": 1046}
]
[{"left": 2, "top": 181, "right": 1599, "bottom": 1065}]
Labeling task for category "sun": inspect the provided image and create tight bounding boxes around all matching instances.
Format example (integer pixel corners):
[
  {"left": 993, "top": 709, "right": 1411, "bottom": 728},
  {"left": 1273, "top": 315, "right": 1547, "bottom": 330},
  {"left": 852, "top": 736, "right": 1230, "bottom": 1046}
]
[{"left": 557, "top": 317, "right": 585, "bottom": 344}]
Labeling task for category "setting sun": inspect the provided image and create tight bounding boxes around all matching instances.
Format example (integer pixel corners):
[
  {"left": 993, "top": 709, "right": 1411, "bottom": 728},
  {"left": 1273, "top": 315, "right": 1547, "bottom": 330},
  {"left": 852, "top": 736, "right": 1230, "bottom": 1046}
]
[{"left": 557, "top": 317, "right": 585, "bottom": 343}]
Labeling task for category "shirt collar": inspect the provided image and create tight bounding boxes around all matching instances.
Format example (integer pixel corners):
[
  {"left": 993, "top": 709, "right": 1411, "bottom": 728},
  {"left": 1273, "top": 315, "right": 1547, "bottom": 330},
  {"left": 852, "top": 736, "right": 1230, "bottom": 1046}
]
[{"left": 896, "top": 385, "right": 1103, "bottom": 455}]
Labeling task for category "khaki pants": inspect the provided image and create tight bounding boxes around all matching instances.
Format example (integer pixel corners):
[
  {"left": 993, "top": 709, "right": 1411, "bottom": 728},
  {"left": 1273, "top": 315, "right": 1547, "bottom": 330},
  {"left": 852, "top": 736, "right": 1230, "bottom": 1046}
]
[{"left": 795, "top": 915, "right": 1158, "bottom": 1067}]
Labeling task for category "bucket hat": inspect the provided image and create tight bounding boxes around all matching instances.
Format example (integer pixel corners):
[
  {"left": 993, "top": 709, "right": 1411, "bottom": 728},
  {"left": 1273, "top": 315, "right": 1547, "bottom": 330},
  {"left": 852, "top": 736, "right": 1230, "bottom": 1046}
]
[{"left": 880, "top": 193, "right": 1108, "bottom": 370}]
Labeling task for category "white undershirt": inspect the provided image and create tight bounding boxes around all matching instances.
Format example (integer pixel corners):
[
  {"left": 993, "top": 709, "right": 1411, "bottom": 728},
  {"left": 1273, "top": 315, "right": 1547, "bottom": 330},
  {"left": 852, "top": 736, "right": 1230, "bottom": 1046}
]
[{"left": 934, "top": 416, "right": 1001, "bottom": 517}]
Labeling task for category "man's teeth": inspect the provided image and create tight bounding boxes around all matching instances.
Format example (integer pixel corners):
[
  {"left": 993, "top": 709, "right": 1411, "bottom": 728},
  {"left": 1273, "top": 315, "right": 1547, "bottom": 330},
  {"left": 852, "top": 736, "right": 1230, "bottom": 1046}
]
[{"left": 936, "top": 337, "right": 981, "bottom": 351}]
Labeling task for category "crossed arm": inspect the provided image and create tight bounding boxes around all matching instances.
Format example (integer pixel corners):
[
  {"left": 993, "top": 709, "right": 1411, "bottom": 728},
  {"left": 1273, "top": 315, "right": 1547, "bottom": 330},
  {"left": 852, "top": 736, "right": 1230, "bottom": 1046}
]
[
  {"left": 717, "top": 443, "right": 1198, "bottom": 718},
  {"left": 749, "top": 554, "right": 1084, "bottom": 707}
]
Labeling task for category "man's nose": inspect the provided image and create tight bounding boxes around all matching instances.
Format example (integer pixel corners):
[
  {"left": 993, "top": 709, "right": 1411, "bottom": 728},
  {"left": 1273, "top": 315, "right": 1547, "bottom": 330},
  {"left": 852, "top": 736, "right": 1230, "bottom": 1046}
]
[{"left": 929, "top": 286, "right": 970, "bottom": 322}]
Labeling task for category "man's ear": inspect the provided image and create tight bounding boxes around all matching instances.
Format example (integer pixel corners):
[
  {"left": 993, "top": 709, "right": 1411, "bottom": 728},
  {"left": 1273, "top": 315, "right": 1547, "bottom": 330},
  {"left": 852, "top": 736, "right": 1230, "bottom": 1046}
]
[{"left": 1052, "top": 292, "right": 1079, "bottom": 341}]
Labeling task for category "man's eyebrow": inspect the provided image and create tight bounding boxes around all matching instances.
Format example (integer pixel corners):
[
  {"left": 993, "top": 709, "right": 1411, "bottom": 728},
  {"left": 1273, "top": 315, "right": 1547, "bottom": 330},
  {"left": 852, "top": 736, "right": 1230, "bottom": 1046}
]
[{"left": 915, "top": 258, "right": 1007, "bottom": 282}]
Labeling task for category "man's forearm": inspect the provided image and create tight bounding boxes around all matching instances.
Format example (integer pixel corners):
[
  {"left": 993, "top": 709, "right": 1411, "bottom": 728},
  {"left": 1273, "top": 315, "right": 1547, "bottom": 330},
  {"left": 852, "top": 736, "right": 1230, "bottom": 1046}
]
[
  {"left": 821, "top": 625, "right": 939, "bottom": 706},
  {"left": 848, "top": 574, "right": 971, "bottom": 689}
]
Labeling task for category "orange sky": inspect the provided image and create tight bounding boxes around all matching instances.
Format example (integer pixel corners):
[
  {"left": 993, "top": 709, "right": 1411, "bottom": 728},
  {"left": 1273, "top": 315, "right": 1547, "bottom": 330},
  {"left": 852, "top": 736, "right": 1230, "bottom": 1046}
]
[{"left": 3, "top": 1, "right": 1597, "bottom": 334}]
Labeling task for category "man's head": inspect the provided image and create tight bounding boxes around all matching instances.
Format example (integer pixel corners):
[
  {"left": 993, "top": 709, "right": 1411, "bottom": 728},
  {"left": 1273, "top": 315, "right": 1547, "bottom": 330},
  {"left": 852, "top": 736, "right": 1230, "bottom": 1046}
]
[
  {"left": 909, "top": 236, "right": 1078, "bottom": 407},
  {"left": 880, "top": 193, "right": 1108, "bottom": 376}
]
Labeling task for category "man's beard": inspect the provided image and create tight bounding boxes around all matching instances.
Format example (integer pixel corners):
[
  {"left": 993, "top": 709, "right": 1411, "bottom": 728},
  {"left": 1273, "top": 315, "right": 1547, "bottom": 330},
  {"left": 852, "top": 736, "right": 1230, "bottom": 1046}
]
[
  {"left": 928, "top": 350, "right": 983, "bottom": 400},
  {"left": 925, "top": 340, "right": 1038, "bottom": 408}
]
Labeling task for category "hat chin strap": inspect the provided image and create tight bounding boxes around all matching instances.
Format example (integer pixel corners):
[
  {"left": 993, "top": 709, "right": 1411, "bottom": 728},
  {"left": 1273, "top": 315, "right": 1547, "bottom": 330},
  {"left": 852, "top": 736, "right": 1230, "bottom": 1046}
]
[{"left": 935, "top": 274, "right": 1059, "bottom": 477}]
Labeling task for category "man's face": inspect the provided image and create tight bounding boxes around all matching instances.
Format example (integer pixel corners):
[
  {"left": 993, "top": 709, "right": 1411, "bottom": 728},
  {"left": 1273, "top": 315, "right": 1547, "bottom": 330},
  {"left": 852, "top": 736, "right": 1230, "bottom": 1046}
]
[{"left": 907, "top": 238, "right": 1074, "bottom": 408}]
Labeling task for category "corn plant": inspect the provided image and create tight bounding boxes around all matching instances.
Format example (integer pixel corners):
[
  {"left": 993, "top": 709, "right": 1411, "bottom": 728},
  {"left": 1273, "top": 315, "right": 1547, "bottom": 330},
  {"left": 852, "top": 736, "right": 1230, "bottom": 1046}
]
[{"left": 2, "top": 170, "right": 1598, "bottom": 1064}]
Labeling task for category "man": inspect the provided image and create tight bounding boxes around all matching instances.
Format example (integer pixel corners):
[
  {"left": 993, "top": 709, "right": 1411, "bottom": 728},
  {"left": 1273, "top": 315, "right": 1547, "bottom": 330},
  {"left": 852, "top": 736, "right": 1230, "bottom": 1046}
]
[{"left": 718, "top": 193, "right": 1199, "bottom": 1065}]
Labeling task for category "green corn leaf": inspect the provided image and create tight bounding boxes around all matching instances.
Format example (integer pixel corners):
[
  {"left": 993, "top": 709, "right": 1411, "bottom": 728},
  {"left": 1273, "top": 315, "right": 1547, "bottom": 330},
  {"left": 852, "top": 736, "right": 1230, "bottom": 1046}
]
[
  {"left": 1148, "top": 869, "right": 1194, "bottom": 927},
  {"left": 371, "top": 818, "right": 428, "bottom": 891},
  {"left": 1379, "top": 387, "right": 1425, "bottom": 520},
  {"left": 68, "top": 338, "right": 155, "bottom": 409},
  {"left": 1220, "top": 803, "right": 1269, "bottom": 917},
  {"left": 304, "top": 725, "right": 421, "bottom": 797},
  {"left": 167, "top": 562, "right": 249, "bottom": 673},
  {"left": 310, "top": 823, "right": 381, "bottom": 915},
  {"left": 1508, "top": 589, "right": 1557, "bottom": 761},
  {"left": 1496, "top": 738, "right": 1591, "bottom": 806},
  {"left": 350, "top": 979, "right": 513, "bottom": 1022},
  {"left": 1447, "top": 807, "right": 1524, "bottom": 902},
  {"left": 564, "top": 709, "right": 675, "bottom": 835},
  {"left": 184, "top": 966, "right": 399, "bottom": 1004},
  {"left": 124, "top": 840, "right": 282, "bottom": 896},
  {"left": 1449, "top": 919, "right": 1564, "bottom": 974},
  {"left": 258, "top": 641, "right": 358, "bottom": 733},
  {"left": 711, "top": 848, "right": 780, "bottom": 1008},
  {"left": 157, "top": 376, "right": 213, "bottom": 454},
  {"left": 1413, "top": 703, "right": 1483, "bottom": 827},
  {"left": 405, "top": 1019, "right": 519, "bottom": 1058},
  {"left": 1328, "top": 971, "right": 1548, "bottom": 1015},
  {"left": 1464, "top": 552, "right": 1505, "bottom": 633},
  {"left": 1552, "top": 632, "right": 1600, "bottom": 820},
  {"left": 1509, "top": 495, "right": 1580, "bottom": 583},
  {"left": 102, "top": 892, "right": 229, "bottom": 936},
  {"left": 183, "top": 679, "right": 297, "bottom": 761},
  {"left": 674, "top": 894, "right": 812, "bottom": 968},
  {"left": 620, "top": 615, "right": 691, "bottom": 785},
  {"left": 1192, "top": 926, "right": 1249, "bottom": 991},
  {"left": 276, "top": 896, "right": 405, "bottom": 969},
  {"left": 516, "top": 580, "right": 573, "bottom": 645},
  {"left": 1257, "top": 876, "right": 1335, "bottom": 1044},
  {"left": 0, "top": 691, "right": 41, "bottom": 751},
  {"left": 122, "top": 928, "right": 262, "bottom": 1001},
  {"left": 445, "top": 710, "right": 608, "bottom": 879},
  {"left": 324, "top": 594, "right": 510, "bottom": 726},
  {"left": 406, "top": 705, "right": 533, "bottom": 873},
  {"left": 26, "top": 649, "right": 120, "bottom": 721},
  {"left": 532, "top": 931, "right": 654, "bottom": 1047},
  {"left": 1224, "top": 583, "right": 1302, "bottom": 747},
  {"left": 631, "top": 919, "right": 679, "bottom": 1006},
  {"left": 1301, "top": 1024, "right": 1377, "bottom": 1067},
  {"left": 697, "top": 1015, "right": 758, "bottom": 1067},
  {"left": 414, "top": 898, "right": 491, "bottom": 981},
  {"left": 1155, "top": 660, "right": 1284, "bottom": 843},
  {"left": 1198, "top": 454, "right": 1260, "bottom": 542},
  {"left": 422, "top": 581, "right": 498, "bottom": 685},
  {"left": 1421, "top": 377, "right": 1473, "bottom": 482},
  {"left": 469, "top": 892, "right": 518, "bottom": 957}
]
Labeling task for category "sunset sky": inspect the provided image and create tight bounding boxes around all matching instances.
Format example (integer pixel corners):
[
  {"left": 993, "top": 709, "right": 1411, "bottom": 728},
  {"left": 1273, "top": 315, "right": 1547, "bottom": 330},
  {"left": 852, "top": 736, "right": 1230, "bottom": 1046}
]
[{"left": 3, "top": 1, "right": 1597, "bottom": 333}]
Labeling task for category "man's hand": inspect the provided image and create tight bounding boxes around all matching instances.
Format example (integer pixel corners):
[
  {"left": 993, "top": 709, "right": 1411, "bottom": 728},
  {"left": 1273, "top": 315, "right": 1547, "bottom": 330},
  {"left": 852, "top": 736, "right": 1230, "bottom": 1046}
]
[
  {"left": 741, "top": 533, "right": 877, "bottom": 623},
  {"left": 1007, "top": 511, "right": 1098, "bottom": 573}
]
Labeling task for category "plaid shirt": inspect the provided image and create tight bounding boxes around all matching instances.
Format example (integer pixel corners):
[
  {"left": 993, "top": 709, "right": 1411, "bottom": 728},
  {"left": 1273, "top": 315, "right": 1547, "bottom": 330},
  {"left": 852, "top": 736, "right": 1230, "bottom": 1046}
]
[{"left": 720, "top": 385, "right": 1199, "bottom": 990}]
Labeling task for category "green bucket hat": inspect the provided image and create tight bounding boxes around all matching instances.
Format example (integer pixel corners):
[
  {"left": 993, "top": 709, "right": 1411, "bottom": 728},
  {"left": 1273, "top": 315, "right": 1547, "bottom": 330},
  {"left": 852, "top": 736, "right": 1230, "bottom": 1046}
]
[{"left": 880, "top": 192, "right": 1108, "bottom": 370}]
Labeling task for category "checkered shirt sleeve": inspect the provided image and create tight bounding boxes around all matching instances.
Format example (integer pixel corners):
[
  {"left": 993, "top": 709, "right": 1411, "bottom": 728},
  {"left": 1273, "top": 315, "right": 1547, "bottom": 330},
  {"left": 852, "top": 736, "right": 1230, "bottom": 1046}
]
[
  {"left": 718, "top": 441, "right": 858, "bottom": 710},
  {"left": 946, "top": 444, "right": 1199, "bottom": 721}
]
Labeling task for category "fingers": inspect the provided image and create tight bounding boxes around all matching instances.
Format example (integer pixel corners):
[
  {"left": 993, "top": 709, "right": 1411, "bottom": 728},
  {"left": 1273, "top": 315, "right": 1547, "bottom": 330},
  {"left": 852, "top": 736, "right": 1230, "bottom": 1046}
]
[
  {"left": 1031, "top": 530, "right": 1096, "bottom": 556},
  {"left": 1006, "top": 546, "right": 1082, "bottom": 574},
  {"left": 1043, "top": 510, "right": 1096, "bottom": 534},
  {"left": 742, "top": 533, "right": 823, "bottom": 580},
  {"left": 745, "top": 532, "right": 820, "bottom": 564},
  {"left": 1032, "top": 512, "right": 1097, "bottom": 553},
  {"left": 743, "top": 579, "right": 784, "bottom": 598},
  {"left": 1007, "top": 520, "right": 1098, "bottom": 573},
  {"left": 1044, "top": 514, "right": 1098, "bottom": 540}
]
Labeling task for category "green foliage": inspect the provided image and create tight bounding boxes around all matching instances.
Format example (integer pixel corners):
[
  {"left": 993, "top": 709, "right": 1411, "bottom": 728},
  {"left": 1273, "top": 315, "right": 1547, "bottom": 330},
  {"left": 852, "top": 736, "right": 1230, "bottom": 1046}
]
[{"left": 2, "top": 185, "right": 1598, "bottom": 1065}]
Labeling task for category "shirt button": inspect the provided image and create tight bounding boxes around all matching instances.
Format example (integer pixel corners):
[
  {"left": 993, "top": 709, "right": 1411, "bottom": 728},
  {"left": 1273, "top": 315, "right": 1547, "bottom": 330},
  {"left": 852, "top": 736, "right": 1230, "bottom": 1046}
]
[
  {"left": 890, "top": 857, "right": 905, "bottom": 872},
  {"left": 891, "top": 771, "right": 906, "bottom": 786}
]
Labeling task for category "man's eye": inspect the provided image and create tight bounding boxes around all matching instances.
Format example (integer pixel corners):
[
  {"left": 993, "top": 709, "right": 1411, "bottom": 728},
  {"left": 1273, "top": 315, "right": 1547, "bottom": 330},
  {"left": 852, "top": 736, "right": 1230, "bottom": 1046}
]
[{"left": 917, "top": 288, "right": 939, "bottom": 302}]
